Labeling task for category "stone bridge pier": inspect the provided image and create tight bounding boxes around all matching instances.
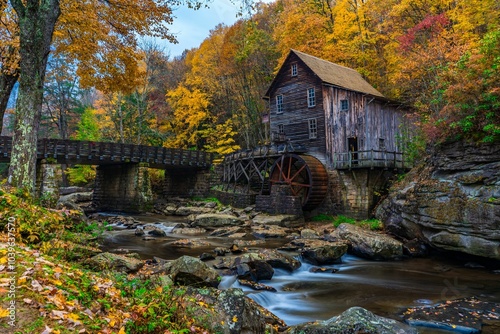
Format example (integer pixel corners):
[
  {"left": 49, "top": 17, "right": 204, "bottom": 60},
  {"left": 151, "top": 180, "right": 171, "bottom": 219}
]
[
  {"left": 93, "top": 163, "right": 153, "bottom": 213},
  {"left": 163, "top": 168, "right": 212, "bottom": 198}
]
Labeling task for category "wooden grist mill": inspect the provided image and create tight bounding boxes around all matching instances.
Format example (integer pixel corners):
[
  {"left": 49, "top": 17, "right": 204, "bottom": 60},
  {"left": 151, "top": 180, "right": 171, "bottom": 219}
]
[{"left": 220, "top": 49, "right": 413, "bottom": 218}]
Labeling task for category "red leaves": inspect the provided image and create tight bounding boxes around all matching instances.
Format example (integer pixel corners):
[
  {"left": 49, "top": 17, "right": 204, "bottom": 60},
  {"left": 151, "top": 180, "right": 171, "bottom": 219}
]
[{"left": 399, "top": 13, "right": 451, "bottom": 52}]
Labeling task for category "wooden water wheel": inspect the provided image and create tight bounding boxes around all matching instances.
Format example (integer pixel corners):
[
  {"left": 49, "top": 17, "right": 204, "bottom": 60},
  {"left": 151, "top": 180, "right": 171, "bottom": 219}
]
[{"left": 269, "top": 154, "right": 328, "bottom": 211}]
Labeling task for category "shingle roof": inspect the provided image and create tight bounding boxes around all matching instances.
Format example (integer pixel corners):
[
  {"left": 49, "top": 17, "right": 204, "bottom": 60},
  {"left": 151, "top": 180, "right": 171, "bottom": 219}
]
[{"left": 290, "top": 49, "right": 385, "bottom": 98}]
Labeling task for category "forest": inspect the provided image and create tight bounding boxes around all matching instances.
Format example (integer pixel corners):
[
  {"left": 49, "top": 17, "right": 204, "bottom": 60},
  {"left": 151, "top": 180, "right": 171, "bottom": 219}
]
[{"left": 1, "top": 0, "right": 499, "bottom": 186}]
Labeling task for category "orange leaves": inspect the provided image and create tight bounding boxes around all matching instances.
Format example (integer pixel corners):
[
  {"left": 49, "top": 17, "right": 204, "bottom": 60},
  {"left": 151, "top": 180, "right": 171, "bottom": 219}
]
[{"left": 54, "top": 0, "right": 177, "bottom": 94}]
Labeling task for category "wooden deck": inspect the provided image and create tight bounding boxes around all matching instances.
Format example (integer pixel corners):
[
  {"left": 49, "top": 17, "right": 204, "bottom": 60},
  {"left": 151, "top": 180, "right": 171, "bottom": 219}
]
[
  {"left": 332, "top": 150, "right": 410, "bottom": 169},
  {"left": 0, "top": 136, "right": 213, "bottom": 169}
]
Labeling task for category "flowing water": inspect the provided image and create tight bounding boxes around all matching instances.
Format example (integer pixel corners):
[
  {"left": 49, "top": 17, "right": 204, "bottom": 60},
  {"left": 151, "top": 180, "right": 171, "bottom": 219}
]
[{"left": 100, "top": 214, "right": 500, "bottom": 333}]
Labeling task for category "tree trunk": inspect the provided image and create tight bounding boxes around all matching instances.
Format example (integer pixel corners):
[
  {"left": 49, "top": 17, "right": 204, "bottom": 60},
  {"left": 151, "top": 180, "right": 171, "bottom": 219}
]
[
  {"left": 0, "top": 72, "right": 18, "bottom": 134},
  {"left": 8, "top": 0, "right": 61, "bottom": 192}
]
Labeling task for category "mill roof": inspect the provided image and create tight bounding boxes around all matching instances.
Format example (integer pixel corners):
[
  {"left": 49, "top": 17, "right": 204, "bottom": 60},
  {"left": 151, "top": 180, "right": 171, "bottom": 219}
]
[{"left": 265, "top": 49, "right": 385, "bottom": 98}]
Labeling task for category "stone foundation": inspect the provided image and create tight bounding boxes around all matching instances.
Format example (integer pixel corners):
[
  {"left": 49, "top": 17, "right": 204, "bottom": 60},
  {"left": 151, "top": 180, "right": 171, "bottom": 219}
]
[
  {"left": 255, "top": 184, "right": 303, "bottom": 215},
  {"left": 210, "top": 189, "right": 256, "bottom": 208},
  {"left": 164, "top": 168, "right": 212, "bottom": 198},
  {"left": 93, "top": 163, "right": 153, "bottom": 213}
]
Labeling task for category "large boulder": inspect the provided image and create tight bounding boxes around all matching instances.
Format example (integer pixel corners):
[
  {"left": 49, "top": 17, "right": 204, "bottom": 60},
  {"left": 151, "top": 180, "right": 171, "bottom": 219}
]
[
  {"left": 402, "top": 297, "right": 500, "bottom": 333},
  {"left": 376, "top": 141, "right": 500, "bottom": 260},
  {"left": 288, "top": 306, "right": 417, "bottom": 334},
  {"left": 301, "top": 242, "right": 349, "bottom": 265},
  {"left": 252, "top": 213, "right": 304, "bottom": 227},
  {"left": 191, "top": 213, "right": 244, "bottom": 228},
  {"left": 212, "top": 250, "right": 301, "bottom": 274},
  {"left": 333, "top": 223, "right": 403, "bottom": 260},
  {"left": 256, "top": 249, "right": 301, "bottom": 272},
  {"left": 280, "top": 239, "right": 348, "bottom": 264},
  {"left": 159, "top": 255, "right": 221, "bottom": 288},
  {"left": 175, "top": 206, "right": 213, "bottom": 216},
  {"left": 58, "top": 191, "right": 93, "bottom": 203},
  {"left": 252, "top": 225, "right": 291, "bottom": 239},
  {"left": 177, "top": 287, "right": 286, "bottom": 334},
  {"left": 86, "top": 252, "right": 144, "bottom": 273},
  {"left": 236, "top": 260, "right": 274, "bottom": 281}
]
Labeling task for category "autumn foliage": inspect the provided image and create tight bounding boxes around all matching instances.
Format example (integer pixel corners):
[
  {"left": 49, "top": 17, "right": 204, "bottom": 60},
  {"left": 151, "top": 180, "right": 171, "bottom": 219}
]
[{"left": 1, "top": 0, "right": 499, "bottom": 162}]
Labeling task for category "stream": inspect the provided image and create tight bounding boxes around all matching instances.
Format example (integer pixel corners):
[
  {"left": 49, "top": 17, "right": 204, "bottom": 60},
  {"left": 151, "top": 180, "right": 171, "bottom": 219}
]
[{"left": 100, "top": 214, "right": 500, "bottom": 333}]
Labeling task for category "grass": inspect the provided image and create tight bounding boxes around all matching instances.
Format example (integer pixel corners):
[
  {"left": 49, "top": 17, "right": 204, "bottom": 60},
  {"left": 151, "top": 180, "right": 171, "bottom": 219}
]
[{"left": 310, "top": 214, "right": 383, "bottom": 231}]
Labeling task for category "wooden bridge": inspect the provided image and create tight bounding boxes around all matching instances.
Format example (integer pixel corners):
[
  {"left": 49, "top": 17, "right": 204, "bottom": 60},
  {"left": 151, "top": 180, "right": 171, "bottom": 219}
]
[
  {"left": 0, "top": 136, "right": 214, "bottom": 213},
  {"left": 0, "top": 136, "right": 213, "bottom": 169}
]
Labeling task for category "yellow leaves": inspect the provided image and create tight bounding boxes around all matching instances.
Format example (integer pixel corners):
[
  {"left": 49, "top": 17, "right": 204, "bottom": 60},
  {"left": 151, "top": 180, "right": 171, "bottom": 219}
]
[
  {"left": 232, "top": 315, "right": 238, "bottom": 323},
  {"left": 202, "top": 118, "right": 241, "bottom": 155},
  {"left": 165, "top": 85, "right": 212, "bottom": 149},
  {"left": 0, "top": 308, "right": 9, "bottom": 318},
  {"left": 67, "top": 312, "right": 80, "bottom": 321}
]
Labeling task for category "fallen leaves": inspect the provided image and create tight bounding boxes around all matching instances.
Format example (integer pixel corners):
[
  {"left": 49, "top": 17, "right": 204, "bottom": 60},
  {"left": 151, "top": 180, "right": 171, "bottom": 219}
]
[
  {"left": 0, "top": 240, "right": 134, "bottom": 333},
  {"left": 0, "top": 307, "right": 10, "bottom": 318}
]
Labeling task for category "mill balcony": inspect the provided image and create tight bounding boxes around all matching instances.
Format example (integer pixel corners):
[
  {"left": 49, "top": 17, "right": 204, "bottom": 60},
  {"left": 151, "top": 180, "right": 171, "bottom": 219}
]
[{"left": 332, "top": 150, "right": 412, "bottom": 170}]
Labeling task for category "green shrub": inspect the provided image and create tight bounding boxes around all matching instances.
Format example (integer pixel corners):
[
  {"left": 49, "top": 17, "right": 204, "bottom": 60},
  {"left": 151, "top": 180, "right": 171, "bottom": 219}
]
[
  {"left": 310, "top": 214, "right": 383, "bottom": 231},
  {"left": 332, "top": 215, "right": 356, "bottom": 227},
  {"left": 359, "top": 218, "right": 383, "bottom": 231},
  {"left": 310, "top": 214, "right": 335, "bottom": 222}
]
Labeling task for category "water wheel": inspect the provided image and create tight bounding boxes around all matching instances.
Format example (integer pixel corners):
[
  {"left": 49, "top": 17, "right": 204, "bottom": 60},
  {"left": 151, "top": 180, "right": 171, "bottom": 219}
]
[{"left": 269, "top": 154, "right": 328, "bottom": 211}]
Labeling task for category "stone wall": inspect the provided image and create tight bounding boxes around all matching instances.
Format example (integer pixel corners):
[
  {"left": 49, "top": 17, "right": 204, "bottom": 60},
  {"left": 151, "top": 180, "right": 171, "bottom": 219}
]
[
  {"left": 211, "top": 189, "right": 256, "bottom": 208},
  {"left": 164, "top": 168, "right": 212, "bottom": 198},
  {"left": 339, "top": 169, "right": 396, "bottom": 219},
  {"left": 375, "top": 141, "right": 500, "bottom": 260},
  {"left": 255, "top": 184, "right": 303, "bottom": 215},
  {"left": 311, "top": 168, "right": 396, "bottom": 219},
  {"left": 93, "top": 163, "right": 153, "bottom": 213}
]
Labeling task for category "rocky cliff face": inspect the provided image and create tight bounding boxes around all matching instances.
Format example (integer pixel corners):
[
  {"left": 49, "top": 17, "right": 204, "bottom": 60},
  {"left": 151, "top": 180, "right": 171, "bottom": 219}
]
[{"left": 375, "top": 141, "right": 500, "bottom": 260}]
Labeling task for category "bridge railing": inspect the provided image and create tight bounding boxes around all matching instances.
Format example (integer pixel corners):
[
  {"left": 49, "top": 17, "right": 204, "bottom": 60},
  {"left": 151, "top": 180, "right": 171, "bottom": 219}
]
[
  {"left": 332, "top": 150, "right": 411, "bottom": 169},
  {"left": 0, "top": 136, "right": 213, "bottom": 168}
]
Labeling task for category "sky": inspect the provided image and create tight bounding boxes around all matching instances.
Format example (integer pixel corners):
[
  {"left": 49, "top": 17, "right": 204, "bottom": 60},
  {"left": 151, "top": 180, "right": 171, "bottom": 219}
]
[{"left": 162, "top": 1, "right": 271, "bottom": 58}]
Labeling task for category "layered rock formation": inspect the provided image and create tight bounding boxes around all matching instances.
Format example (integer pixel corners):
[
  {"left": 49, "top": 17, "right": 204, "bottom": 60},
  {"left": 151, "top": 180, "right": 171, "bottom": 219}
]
[{"left": 376, "top": 141, "right": 500, "bottom": 260}]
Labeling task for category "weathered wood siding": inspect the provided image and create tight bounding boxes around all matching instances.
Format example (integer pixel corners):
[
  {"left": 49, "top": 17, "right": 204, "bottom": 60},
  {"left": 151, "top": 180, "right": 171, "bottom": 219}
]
[
  {"left": 268, "top": 53, "right": 327, "bottom": 164},
  {"left": 323, "top": 85, "right": 405, "bottom": 168}
]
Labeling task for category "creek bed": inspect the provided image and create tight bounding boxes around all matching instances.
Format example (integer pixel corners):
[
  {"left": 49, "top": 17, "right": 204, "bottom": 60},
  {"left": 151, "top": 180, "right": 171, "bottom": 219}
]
[{"left": 99, "top": 214, "right": 500, "bottom": 333}]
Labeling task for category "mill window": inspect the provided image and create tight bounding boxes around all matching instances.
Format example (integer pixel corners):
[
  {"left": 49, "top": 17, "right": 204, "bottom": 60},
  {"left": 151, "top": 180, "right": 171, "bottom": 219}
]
[
  {"left": 308, "top": 118, "right": 318, "bottom": 139},
  {"left": 340, "top": 99, "right": 349, "bottom": 111},
  {"left": 278, "top": 124, "right": 284, "bottom": 134},
  {"left": 307, "top": 88, "right": 316, "bottom": 107},
  {"left": 379, "top": 138, "right": 386, "bottom": 150},
  {"left": 291, "top": 63, "right": 298, "bottom": 77},
  {"left": 276, "top": 95, "right": 283, "bottom": 114}
]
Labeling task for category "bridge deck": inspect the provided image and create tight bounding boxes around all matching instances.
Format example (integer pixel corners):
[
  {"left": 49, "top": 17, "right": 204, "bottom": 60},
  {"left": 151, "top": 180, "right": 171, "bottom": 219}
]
[{"left": 0, "top": 136, "right": 213, "bottom": 169}]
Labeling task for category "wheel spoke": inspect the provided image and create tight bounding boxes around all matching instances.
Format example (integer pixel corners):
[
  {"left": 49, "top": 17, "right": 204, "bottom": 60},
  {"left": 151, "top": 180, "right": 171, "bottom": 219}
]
[
  {"left": 289, "top": 164, "right": 307, "bottom": 182},
  {"left": 270, "top": 153, "right": 327, "bottom": 210},
  {"left": 287, "top": 157, "right": 292, "bottom": 179},
  {"left": 289, "top": 182, "right": 311, "bottom": 188}
]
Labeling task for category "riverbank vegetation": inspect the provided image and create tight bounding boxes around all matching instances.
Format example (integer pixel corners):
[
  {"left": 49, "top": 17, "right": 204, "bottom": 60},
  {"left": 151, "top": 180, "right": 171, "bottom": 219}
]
[
  {"left": 0, "top": 187, "right": 203, "bottom": 333},
  {"left": 310, "top": 214, "right": 383, "bottom": 231}
]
